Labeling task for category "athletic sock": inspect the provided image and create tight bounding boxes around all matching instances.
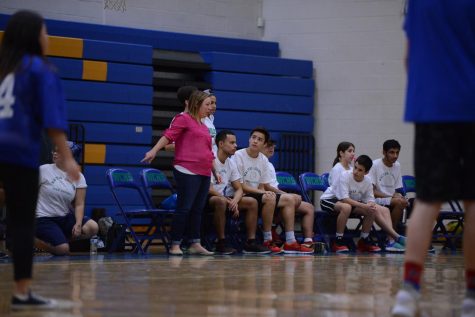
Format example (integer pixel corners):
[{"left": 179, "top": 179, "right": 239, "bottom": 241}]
[{"left": 404, "top": 261, "right": 423, "bottom": 291}]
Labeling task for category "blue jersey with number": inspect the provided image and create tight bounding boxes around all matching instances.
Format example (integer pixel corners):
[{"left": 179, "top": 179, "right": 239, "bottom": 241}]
[{"left": 0, "top": 55, "right": 68, "bottom": 168}]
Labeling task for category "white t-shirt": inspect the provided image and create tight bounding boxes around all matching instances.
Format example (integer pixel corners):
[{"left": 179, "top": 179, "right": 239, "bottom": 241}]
[
  {"left": 202, "top": 115, "right": 217, "bottom": 155},
  {"left": 211, "top": 157, "right": 241, "bottom": 197},
  {"left": 36, "top": 164, "right": 87, "bottom": 218},
  {"left": 321, "top": 170, "right": 375, "bottom": 203},
  {"left": 233, "top": 149, "right": 273, "bottom": 189},
  {"left": 369, "top": 158, "right": 403, "bottom": 196},
  {"left": 267, "top": 161, "right": 279, "bottom": 188},
  {"left": 328, "top": 162, "right": 352, "bottom": 187}
]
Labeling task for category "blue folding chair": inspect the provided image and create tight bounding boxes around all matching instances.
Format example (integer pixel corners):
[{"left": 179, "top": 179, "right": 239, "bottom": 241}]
[
  {"left": 140, "top": 168, "right": 176, "bottom": 210},
  {"left": 106, "top": 168, "right": 172, "bottom": 254}
]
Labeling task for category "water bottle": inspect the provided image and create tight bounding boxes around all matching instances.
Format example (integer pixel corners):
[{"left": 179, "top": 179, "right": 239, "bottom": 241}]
[{"left": 90, "top": 235, "right": 99, "bottom": 255}]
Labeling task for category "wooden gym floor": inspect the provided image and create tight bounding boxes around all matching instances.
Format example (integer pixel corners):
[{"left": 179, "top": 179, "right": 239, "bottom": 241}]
[{"left": 0, "top": 250, "right": 467, "bottom": 317}]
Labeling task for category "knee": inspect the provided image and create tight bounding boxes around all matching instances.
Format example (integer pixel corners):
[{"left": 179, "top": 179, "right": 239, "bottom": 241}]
[
  {"left": 53, "top": 243, "right": 70, "bottom": 256},
  {"left": 82, "top": 220, "right": 99, "bottom": 238},
  {"left": 262, "top": 195, "right": 276, "bottom": 209},
  {"left": 211, "top": 196, "right": 228, "bottom": 213},
  {"left": 338, "top": 204, "right": 352, "bottom": 216}
]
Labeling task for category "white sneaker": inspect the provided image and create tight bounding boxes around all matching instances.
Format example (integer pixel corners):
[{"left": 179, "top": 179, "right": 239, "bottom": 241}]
[
  {"left": 391, "top": 288, "right": 419, "bottom": 317},
  {"left": 462, "top": 297, "right": 475, "bottom": 317}
]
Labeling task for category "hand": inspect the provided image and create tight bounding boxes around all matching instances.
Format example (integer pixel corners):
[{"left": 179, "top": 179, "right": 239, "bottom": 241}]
[
  {"left": 71, "top": 222, "right": 82, "bottom": 238},
  {"left": 227, "top": 197, "right": 239, "bottom": 213},
  {"left": 141, "top": 150, "right": 157, "bottom": 164},
  {"left": 367, "top": 202, "right": 377, "bottom": 211},
  {"left": 263, "top": 191, "right": 276, "bottom": 200},
  {"left": 64, "top": 158, "right": 80, "bottom": 182},
  {"left": 215, "top": 173, "right": 222, "bottom": 184},
  {"left": 392, "top": 192, "right": 403, "bottom": 198}
]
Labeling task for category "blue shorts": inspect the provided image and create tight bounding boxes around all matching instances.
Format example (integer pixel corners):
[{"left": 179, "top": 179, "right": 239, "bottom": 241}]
[{"left": 36, "top": 213, "right": 90, "bottom": 246}]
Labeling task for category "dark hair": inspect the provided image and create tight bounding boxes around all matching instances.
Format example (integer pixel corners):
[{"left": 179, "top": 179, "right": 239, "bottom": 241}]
[
  {"left": 0, "top": 10, "right": 45, "bottom": 80},
  {"left": 355, "top": 155, "right": 373, "bottom": 172},
  {"left": 250, "top": 127, "right": 270, "bottom": 143},
  {"left": 332, "top": 141, "right": 355, "bottom": 166},
  {"left": 176, "top": 86, "right": 198, "bottom": 107},
  {"left": 215, "top": 129, "right": 235, "bottom": 148},
  {"left": 383, "top": 139, "right": 401, "bottom": 152},
  {"left": 266, "top": 139, "right": 276, "bottom": 147}
]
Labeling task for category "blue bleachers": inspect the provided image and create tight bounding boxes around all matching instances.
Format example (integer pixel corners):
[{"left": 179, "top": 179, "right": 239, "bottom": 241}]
[{"left": 67, "top": 101, "right": 151, "bottom": 125}]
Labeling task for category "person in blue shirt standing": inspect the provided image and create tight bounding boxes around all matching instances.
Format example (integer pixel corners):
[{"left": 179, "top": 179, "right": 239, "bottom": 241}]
[
  {"left": 0, "top": 10, "right": 80, "bottom": 310},
  {"left": 392, "top": 1, "right": 475, "bottom": 317}
]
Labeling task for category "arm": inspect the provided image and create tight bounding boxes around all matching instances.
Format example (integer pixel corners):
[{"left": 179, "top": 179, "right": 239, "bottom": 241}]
[
  {"left": 47, "top": 129, "right": 80, "bottom": 181},
  {"left": 209, "top": 184, "right": 223, "bottom": 197},
  {"left": 141, "top": 136, "right": 171, "bottom": 164},
  {"left": 164, "top": 143, "right": 175, "bottom": 152},
  {"left": 72, "top": 187, "right": 86, "bottom": 238},
  {"left": 372, "top": 184, "right": 393, "bottom": 199},
  {"left": 227, "top": 180, "right": 244, "bottom": 216}
]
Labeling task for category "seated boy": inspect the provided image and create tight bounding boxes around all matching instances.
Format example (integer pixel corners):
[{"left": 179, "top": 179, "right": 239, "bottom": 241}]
[
  {"left": 320, "top": 155, "right": 382, "bottom": 253},
  {"left": 261, "top": 140, "right": 315, "bottom": 249},
  {"left": 208, "top": 130, "right": 270, "bottom": 255},
  {"left": 234, "top": 127, "right": 313, "bottom": 254}
]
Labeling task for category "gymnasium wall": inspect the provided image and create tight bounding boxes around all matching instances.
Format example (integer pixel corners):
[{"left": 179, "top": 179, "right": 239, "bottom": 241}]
[{"left": 262, "top": 0, "right": 413, "bottom": 175}]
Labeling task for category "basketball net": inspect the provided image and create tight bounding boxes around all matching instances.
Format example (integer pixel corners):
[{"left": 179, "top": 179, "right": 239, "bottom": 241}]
[{"left": 104, "top": 0, "right": 126, "bottom": 12}]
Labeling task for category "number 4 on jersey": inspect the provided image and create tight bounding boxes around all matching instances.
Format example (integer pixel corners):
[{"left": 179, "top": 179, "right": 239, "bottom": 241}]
[{"left": 0, "top": 73, "right": 15, "bottom": 119}]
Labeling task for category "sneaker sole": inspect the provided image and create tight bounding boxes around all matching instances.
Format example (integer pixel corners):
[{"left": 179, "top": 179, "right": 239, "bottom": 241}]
[
  {"left": 242, "top": 250, "right": 272, "bottom": 255},
  {"left": 11, "top": 300, "right": 57, "bottom": 310},
  {"left": 385, "top": 248, "right": 405, "bottom": 253},
  {"left": 283, "top": 250, "right": 314, "bottom": 254}
]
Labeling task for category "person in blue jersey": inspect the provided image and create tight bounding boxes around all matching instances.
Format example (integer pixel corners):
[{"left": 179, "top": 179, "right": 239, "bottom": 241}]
[
  {"left": 0, "top": 10, "right": 80, "bottom": 310},
  {"left": 392, "top": 1, "right": 475, "bottom": 317}
]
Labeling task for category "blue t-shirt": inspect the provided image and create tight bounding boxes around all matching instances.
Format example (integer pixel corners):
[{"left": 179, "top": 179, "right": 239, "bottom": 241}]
[
  {"left": 0, "top": 55, "right": 68, "bottom": 168},
  {"left": 404, "top": 0, "right": 475, "bottom": 122}
]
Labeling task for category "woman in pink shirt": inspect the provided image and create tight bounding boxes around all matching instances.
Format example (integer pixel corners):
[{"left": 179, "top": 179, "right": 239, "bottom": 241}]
[{"left": 142, "top": 91, "right": 214, "bottom": 255}]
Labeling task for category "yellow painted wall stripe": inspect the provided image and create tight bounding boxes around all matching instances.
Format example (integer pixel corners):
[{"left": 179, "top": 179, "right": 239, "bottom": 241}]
[
  {"left": 84, "top": 144, "right": 106, "bottom": 164},
  {"left": 47, "top": 36, "right": 83, "bottom": 58},
  {"left": 82, "top": 60, "right": 107, "bottom": 81}
]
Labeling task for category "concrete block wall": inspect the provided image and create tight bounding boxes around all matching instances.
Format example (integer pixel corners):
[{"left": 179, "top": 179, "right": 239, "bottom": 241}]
[
  {"left": 0, "top": 0, "right": 263, "bottom": 40},
  {"left": 262, "top": 0, "right": 413, "bottom": 175}
]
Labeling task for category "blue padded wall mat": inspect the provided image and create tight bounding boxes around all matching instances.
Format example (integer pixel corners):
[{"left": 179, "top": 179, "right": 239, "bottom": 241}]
[
  {"left": 72, "top": 122, "right": 152, "bottom": 144},
  {"left": 213, "top": 90, "right": 313, "bottom": 114},
  {"left": 67, "top": 101, "right": 152, "bottom": 124},
  {"left": 201, "top": 52, "right": 313, "bottom": 78},
  {"left": 63, "top": 80, "right": 153, "bottom": 105},
  {"left": 206, "top": 72, "right": 314, "bottom": 96},
  {"left": 214, "top": 110, "right": 313, "bottom": 133}
]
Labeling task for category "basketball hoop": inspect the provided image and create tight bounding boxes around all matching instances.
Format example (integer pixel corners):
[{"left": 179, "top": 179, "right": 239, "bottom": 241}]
[{"left": 104, "top": 0, "right": 126, "bottom": 12}]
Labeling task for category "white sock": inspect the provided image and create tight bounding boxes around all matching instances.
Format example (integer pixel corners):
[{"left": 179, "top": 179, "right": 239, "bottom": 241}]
[
  {"left": 304, "top": 238, "right": 313, "bottom": 243},
  {"left": 263, "top": 231, "right": 272, "bottom": 241},
  {"left": 336, "top": 233, "right": 344, "bottom": 238},
  {"left": 285, "top": 231, "right": 296, "bottom": 243},
  {"left": 361, "top": 232, "right": 369, "bottom": 239}
]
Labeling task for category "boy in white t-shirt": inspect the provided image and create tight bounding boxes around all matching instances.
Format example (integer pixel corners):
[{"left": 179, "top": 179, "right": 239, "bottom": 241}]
[
  {"left": 234, "top": 127, "right": 313, "bottom": 255},
  {"left": 208, "top": 130, "right": 270, "bottom": 255},
  {"left": 261, "top": 140, "right": 316, "bottom": 249},
  {"left": 320, "top": 155, "right": 382, "bottom": 253}
]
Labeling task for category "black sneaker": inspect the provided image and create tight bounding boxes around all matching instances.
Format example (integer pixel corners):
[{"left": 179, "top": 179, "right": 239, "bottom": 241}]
[
  {"left": 243, "top": 239, "right": 271, "bottom": 255},
  {"left": 215, "top": 239, "right": 236, "bottom": 255},
  {"left": 0, "top": 251, "right": 8, "bottom": 259},
  {"left": 11, "top": 291, "right": 57, "bottom": 310}
]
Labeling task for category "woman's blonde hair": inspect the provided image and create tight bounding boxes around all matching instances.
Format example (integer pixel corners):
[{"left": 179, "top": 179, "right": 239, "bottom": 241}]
[{"left": 187, "top": 90, "right": 209, "bottom": 121}]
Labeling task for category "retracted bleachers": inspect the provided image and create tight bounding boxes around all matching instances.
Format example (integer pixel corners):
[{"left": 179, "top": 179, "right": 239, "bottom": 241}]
[
  {"left": 201, "top": 52, "right": 315, "bottom": 173},
  {"left": 0, "top": 14, "right": 315, "bottom": 218}
]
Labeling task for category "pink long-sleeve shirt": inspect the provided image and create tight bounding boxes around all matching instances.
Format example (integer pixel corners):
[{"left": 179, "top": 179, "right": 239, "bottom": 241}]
[{"left": 164, "top": 113, "right": 214, "bottom": 176}]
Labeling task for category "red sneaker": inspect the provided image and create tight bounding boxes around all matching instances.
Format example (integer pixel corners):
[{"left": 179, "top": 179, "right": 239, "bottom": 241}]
[
  {"left": 357, "top": 238, "right": 381, "bottom": 252},
  {"left": 263, "top": 240, "right": 283, "bottom": 254},
  {"left": 271, "top": 227, "right": 284, "bottom": 247},
  {"left": 283, "top": 241, "right": 314, "bottom": 254},
  {"left": 332, "top": 239, "right": 349, "bottom": 253}
]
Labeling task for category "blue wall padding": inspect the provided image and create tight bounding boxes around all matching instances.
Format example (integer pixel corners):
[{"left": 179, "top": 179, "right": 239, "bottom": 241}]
[
  {"left": 67, "top": 101, "right": 152, "bottom": 124},
  {"left": 84, "top": 165, "right": 147, "bottom": 185},
  {"left": 104, "top": 145, "right": 150, "bottom": 165},
  {"left": 71, "top": 122, "right": 152, "bottom": 144},
  {"left": 84, "top": 39, "right": 152, "bottom": 64},
  {"left": 107, "top": 63, "right": 153, "bottom": 85},
  {"left": 214, "top": 90, "right": 313, "bottom": 114},
  {"left": 63, "top": 80, "right": 153, "bottom": 105},
  {"left": 0, "top": 14, "right": 279, "bottom": 57},
  {"left": 205, "top": 72, "right": 314, "bottom": 96},
  {"left": 214, "top": 110, "right": 313, "bottom": 133},
  {"left": 50, "top": 57, "right": 83, "bottom": 78},
  {"left": 201, "top": 52, "right": 313, "bottom": 78}
]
